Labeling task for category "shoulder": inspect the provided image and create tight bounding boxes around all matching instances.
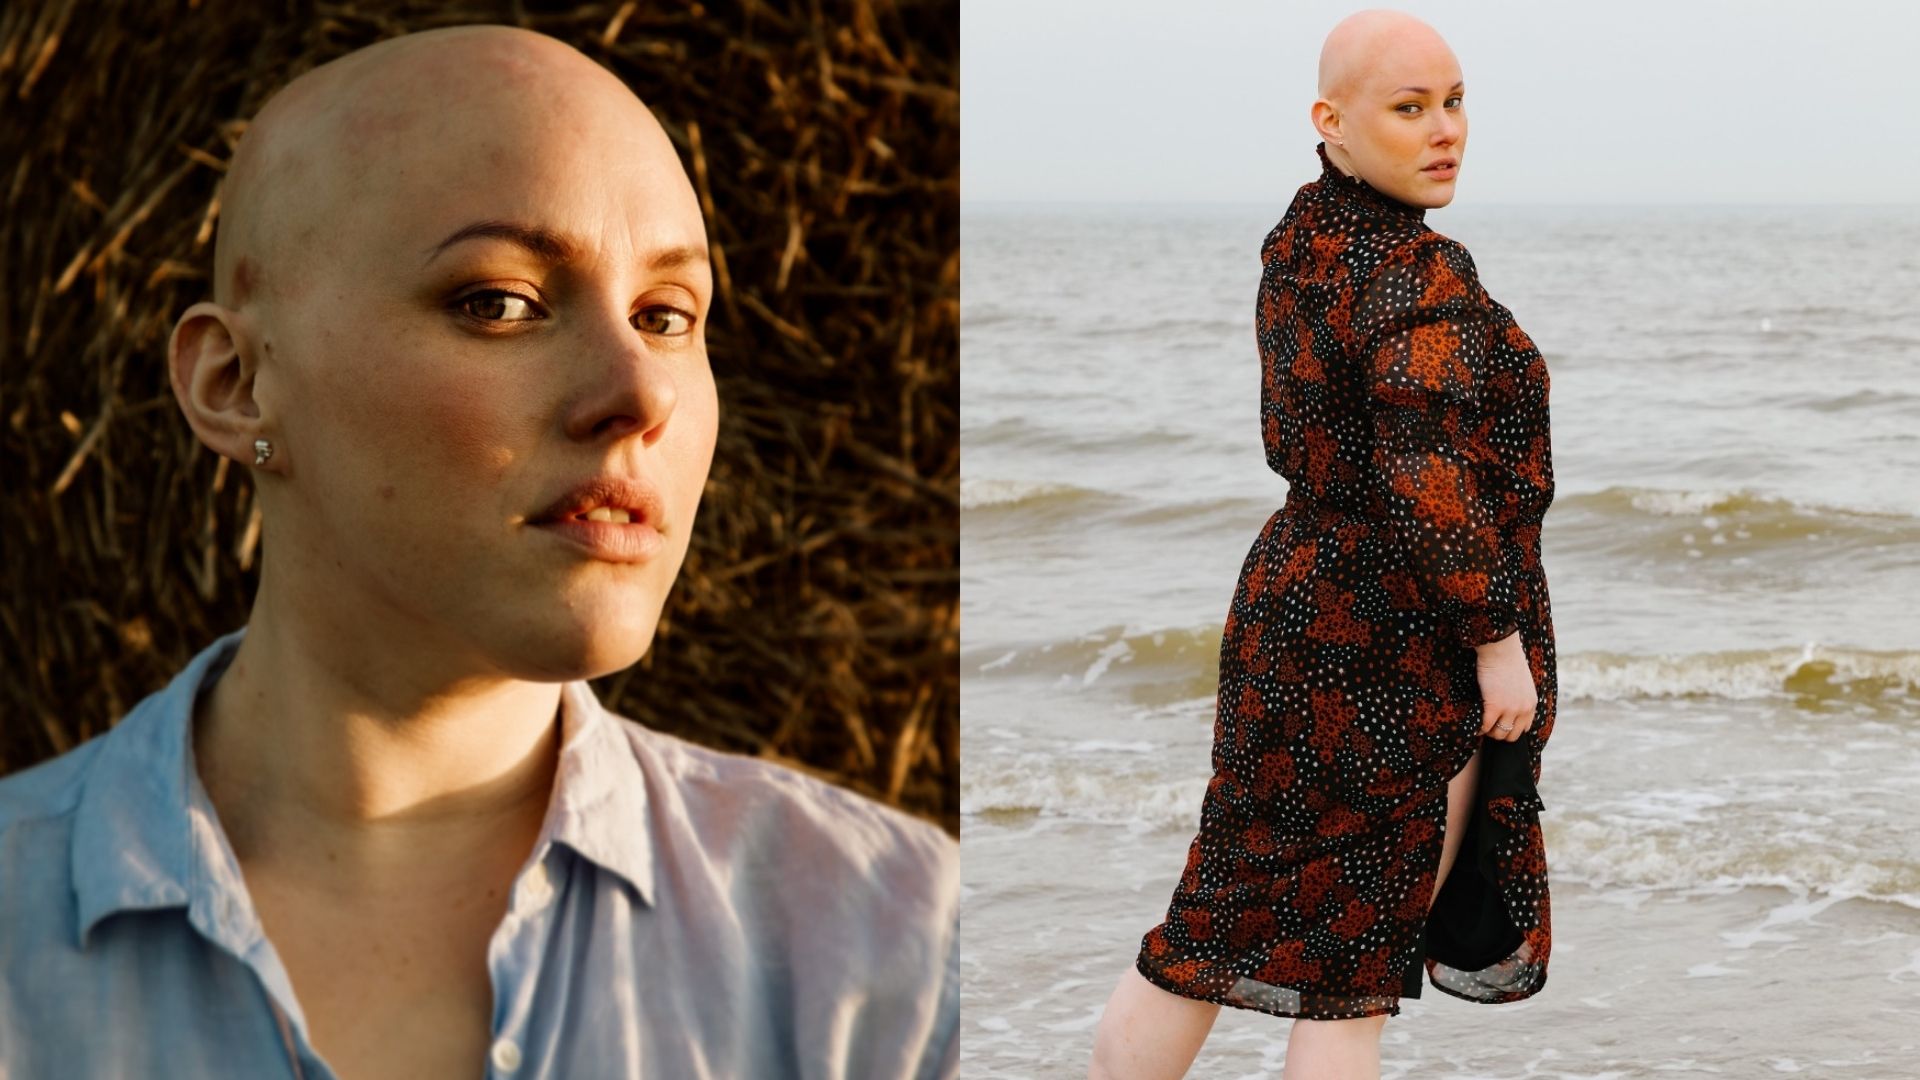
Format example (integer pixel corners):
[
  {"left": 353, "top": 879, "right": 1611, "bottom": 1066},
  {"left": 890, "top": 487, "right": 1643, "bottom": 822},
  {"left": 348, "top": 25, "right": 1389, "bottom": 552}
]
[
  {"left": 0, "top": 741, "right": 103, "bottom": 970},
  {"left": 1376, "top": 228, "right": 1475, "bottom": 277},
  {"left": 0, "top": 737, "right": 104, "bottom": 834},
  {"left": 611, "top": 715, "right": 957, "bottom": 1074},
  {"left": 612, "top": 715, "right": 958, "bottom": 1067},
  {"left": 1392, "top": 231, "right": 1487, "bottom": 297},
  {"left": 1357, "top": 228, "right": 1485, "bottom": 317},
  {"left": 1259, "top": 188, "right": 1314, "bottom": 263},
  {"left": 1272, "top": 201, "right": 1458, "bottom": 292},
  {"left": 614, "top": 715, "right": 957, "bottom": 928}
]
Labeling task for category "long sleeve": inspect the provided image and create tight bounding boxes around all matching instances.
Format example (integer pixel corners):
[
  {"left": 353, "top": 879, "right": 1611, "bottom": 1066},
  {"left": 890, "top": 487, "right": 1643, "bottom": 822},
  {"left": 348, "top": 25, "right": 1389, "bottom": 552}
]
[{"left": 1360, "top": 236, "right": 1521, "bottom": 649}]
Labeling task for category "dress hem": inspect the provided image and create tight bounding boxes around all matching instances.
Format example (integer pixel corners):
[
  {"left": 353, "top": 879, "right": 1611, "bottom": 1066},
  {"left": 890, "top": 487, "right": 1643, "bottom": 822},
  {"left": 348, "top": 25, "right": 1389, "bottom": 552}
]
[
  {"left": 1132, "top": 953, "right": 1405, "bottom": 1022},
  {"left": 1423, "top": 963, "right": 1549, "bottom": 1005}
]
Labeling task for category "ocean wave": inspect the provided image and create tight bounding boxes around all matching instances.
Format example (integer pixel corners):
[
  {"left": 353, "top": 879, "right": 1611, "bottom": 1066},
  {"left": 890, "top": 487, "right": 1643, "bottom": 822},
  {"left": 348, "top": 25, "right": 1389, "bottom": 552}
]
[
  {"left": 959, "top": 477, "right": 1116, "bottom": 512},
  {"left": 1550, "top": 819, "right": 1920, "bottom": 913},
  {"left": 961, "top": 753, "right": 1208, "bottom": 830},
  {"left": 1800, "top": 387, "right": 1920, "bottom": 414},
  {"left": 1554, "top": 485, "right": 1920, "bottom": 556},
  {"left": 1075, "top": 315, "right": 1247, "bottom": 339},
  {"left": 961, "top": 755, "right": 1920, "bottom": 911},
  {"left": 962, "top": 480, "right": 1281, "bottom": 541},
  {"left": 959, "top": 304, "right": 1060, "bottom": 332},
  {"left": 963, "top": 419, "right": 1214, "bottom": 457},
  {"left": 1116, "top": 495, "right": 1277, "bottom": 530},
  {"left": 1563, "top": 484, "right": 1917, "bottom": 525},
  {"left": 967, "top": 626, "right": 1920, "bottom": 710},
  {"left": 1560, "top": 645, "right": 1920, "bottom": 704},
  {"left": 964, "top": 624, "right": 1223, "bottom": 700}
]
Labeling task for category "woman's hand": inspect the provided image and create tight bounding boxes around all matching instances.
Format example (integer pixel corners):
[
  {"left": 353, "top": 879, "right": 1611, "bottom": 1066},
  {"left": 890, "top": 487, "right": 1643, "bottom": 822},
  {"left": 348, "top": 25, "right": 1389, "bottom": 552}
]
[{"left": 1474, "top": 631, "right": 1536, "bottom": 742}]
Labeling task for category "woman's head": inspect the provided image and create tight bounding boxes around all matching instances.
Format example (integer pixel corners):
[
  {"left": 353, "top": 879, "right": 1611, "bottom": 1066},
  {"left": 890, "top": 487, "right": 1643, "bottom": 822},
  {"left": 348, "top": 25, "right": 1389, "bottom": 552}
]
[
  {"left": 168, "top": 26, "right": 718, "bottom": 682},
  {"left": 1311, "top": 9, "right": 1467, "bottom": 209}
]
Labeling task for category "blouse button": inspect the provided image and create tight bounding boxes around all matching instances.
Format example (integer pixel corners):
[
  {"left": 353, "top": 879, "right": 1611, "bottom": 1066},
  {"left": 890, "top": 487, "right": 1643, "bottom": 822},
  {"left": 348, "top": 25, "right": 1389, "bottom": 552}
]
[{"left": 490, "top": 1036, "right": 522, "bottom": 1073}]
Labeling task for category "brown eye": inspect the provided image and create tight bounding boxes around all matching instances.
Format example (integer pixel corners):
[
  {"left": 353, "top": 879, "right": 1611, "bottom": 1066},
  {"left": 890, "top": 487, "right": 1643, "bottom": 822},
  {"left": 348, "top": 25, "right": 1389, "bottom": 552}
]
[
  {"left": 634, "top": 307, "right": 694, "bottom": 336},
  {"left": 458, "top": 290, "right": 542, "bottom": 323}
]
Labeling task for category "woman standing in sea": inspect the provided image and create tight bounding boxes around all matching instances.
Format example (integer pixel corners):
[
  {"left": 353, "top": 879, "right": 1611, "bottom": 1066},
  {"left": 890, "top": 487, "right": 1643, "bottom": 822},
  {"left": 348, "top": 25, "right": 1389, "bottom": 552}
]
[{"left": 1088, "top": 10, "right": 1558, "bottom": 1078}]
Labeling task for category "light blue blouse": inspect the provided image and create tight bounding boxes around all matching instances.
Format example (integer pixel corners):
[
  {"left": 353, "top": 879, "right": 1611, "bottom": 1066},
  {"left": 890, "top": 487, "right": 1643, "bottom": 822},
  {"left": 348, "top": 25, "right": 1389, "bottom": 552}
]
[{"left": 0, "top": 626, "right": 958, "bottom": 1078}]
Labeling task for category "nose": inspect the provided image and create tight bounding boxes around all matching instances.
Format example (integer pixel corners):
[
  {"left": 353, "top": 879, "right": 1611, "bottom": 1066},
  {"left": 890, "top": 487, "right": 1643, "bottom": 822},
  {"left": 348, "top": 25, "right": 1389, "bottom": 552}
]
[
  {"left": 1432, "top": 110, "right": 1463, "bottom": 145},
  {"left": 562, "top": 311, "right": 681, "bottom": 446}
]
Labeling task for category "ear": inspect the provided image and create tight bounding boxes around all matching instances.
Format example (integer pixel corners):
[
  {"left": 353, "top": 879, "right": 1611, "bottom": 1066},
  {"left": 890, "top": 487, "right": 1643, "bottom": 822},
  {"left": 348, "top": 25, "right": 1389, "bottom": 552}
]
[
  {"left": 169, "top": 302, "right": 269, "bottom": 469},
  {"left": 1310, "top": 98, "right": 1342, "bottom": 146}
]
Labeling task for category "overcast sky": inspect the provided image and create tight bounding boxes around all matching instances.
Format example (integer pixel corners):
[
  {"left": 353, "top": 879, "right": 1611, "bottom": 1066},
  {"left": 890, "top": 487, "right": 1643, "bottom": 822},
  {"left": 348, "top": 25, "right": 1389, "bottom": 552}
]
[{"left": 961, "top": 0, "right": 1920, "bottom": 204}]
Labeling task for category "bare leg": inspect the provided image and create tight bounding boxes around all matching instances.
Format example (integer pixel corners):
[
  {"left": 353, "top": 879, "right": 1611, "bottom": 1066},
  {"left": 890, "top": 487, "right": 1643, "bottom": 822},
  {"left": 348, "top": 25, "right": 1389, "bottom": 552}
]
[
  {"left": 1281, "top": 747, "right": 1481, "bottom": 1079},
  {"left": 1087, "top": 965, "right": 1221, "bottom": 1080},
  {"left": 1283, "top": 1013, "right": 1390, "bottom": 1079},
  {"left": 1093, "top": 748, "right": 1486, "bottom": 1080},
  {"left": 1432, "top": 745, "right": 1482, "bottom": 904}
]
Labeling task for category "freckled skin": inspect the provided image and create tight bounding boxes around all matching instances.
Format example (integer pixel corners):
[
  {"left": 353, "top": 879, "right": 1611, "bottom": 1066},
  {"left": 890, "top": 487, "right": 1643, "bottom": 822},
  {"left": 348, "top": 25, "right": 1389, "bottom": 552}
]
[
  {"left": 164, "top": 26, "right": 721, "bottom": 1080},
  {"left": 173, "top": 25, "right": 717, "bottom": 683}
]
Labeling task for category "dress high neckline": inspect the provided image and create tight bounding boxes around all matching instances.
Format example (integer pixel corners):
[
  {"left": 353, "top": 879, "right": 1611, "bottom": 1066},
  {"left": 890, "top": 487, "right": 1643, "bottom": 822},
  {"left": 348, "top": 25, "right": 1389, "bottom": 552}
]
[{"left": 1314, "top": 141, "right": 1427, "bottom": 222}]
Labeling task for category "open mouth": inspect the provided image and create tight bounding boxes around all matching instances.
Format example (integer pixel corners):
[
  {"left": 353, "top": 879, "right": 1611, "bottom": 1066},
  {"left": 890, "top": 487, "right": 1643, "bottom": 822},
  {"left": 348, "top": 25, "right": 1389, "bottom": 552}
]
[
  {"left": 534, "top": 512, "right": 664, "bottom": 564},
  {"left": 567, "top": 507, "right": 639, "bottom": 524}
]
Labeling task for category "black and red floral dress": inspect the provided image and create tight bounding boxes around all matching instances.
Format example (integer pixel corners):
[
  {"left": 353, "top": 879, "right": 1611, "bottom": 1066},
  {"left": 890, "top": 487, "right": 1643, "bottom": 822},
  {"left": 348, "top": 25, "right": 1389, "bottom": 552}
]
[{"left": 1135, "top": 142, "right": 1557, "bottom": 1019}]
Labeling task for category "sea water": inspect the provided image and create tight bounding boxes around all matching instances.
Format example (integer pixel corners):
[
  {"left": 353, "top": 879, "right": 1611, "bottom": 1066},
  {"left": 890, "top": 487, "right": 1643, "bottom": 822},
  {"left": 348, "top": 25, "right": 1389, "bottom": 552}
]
[{"left": 961, "top": 201, "right": 1920, "bottom": 1078}]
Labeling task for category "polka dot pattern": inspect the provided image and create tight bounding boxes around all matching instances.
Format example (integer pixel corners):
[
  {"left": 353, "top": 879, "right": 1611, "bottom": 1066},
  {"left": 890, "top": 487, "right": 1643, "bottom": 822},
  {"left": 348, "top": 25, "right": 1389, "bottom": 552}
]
[{"left": 1134, "top": 142, "right": 1557, "bottom": 1020}]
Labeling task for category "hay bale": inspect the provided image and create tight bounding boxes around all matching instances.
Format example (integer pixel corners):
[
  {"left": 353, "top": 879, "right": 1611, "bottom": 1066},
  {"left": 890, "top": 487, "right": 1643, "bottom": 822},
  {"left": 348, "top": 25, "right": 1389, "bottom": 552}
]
[{"left": 0, "top": 0, "right": 958, "bottom": 831}]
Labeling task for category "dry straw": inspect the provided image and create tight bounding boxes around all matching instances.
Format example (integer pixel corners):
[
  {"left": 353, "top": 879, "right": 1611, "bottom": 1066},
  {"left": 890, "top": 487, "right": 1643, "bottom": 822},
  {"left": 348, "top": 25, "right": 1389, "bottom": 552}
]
[{"left": 0, "top": 0, "right": 958, "bottom": 830}]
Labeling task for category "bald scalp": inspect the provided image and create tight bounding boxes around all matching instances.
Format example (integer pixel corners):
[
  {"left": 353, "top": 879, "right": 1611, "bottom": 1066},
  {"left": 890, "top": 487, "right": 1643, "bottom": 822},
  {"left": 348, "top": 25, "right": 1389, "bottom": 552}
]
[
  {"left": 213, "top": 26, "right": 668, "bottom": 315},
  {"left": 1316, "top": 8, "right": 1453, "bottom": 104}
]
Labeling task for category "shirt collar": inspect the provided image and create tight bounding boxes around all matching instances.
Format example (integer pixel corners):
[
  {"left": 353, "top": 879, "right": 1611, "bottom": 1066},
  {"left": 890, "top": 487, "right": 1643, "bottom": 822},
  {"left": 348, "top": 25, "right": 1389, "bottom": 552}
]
[
  {"left": 1314, "top": 140, "right": 1428, "bottom": 223},
  {"left": 545, "top": 676, "right": 656, "bottom": 905},
  {"left": 70, "top": 626, "right": 656, "bottom": 950}
]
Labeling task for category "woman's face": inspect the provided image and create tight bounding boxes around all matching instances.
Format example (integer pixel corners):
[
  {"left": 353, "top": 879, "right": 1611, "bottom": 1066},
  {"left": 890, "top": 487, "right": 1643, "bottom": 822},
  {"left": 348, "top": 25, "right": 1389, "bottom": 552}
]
[
  {"left": 1333, "top": 53, "right": 1468, "bottom": 209},
  {"left": 195, "top": 34, "right": 719, "bottom": 682}
]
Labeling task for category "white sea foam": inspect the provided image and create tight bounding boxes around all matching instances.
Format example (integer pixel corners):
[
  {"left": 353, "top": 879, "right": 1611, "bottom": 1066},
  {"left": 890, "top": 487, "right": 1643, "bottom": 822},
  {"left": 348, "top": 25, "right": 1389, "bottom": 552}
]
[
  {"left": 960, "top": 476, "right": 1101, "bottom": 510},
  {"left": 960, "top": 753, "right": 1207, "bottom": 830},
  {"left": 1629, "top": 488, "right": 1744, "bottom": 517},
  {"left": 1065, "top": 739, "right": 1157, "bottom": 753},
  {"left": 1080, "top": 639, "right": 1132, "bottom": 686},
  {"left": 973, "top": 623, "right": 1920, "bottom": 708},
  {"left": 1554, "top": 646, "right": 1920, "bottom": 703}
]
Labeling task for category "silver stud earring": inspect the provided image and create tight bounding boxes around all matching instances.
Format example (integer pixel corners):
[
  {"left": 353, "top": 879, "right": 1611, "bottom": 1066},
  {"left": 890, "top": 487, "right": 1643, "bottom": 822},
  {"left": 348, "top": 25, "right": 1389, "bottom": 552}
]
[{"left": 254, "top": 438, "right": 274, "bottom": 466}]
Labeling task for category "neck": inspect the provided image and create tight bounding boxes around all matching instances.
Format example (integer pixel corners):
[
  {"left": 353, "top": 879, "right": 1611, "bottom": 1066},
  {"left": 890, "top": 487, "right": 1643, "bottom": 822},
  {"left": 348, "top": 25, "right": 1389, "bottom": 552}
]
[
  {"left": 192, "top": 572, "right": 564, "bottom": 882},
  {"left": 1324, "top": 141, "right": 1360, "bottom": 179}
]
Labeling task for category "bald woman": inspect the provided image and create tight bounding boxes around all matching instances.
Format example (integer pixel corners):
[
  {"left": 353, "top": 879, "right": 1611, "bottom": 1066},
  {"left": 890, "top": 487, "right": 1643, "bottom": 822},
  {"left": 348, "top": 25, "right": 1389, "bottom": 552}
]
[
  {"left": 0, "top": 26, "right": 957, "bottom": 1080},
  {"left": 1090, "top": 10, "right": 1557, "bottom": 1079}
]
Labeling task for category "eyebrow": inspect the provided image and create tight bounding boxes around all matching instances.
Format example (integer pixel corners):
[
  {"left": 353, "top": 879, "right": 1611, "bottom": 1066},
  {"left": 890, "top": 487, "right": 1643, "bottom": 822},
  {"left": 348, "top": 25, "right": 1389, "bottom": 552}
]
[
  {"left": 422, "top": 219, "right": 710, "bottom": 273},
  {"left": 1393, "top": 82, "right": 1466, "bottom": 95},
  {"left": 426, "top": 220, "right": 579, "bottom": 266}
]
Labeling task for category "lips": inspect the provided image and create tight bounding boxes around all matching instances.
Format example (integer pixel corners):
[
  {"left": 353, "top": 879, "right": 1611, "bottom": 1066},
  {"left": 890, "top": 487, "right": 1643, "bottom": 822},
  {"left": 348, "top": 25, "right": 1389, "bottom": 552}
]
[
  {"left": 530, "top": 475, "right": 668, "bottom": 565},
  {"left": 1423, "top": 158, "right": 1459, "bottom": 175},
  {"left": 535, "top": 515, "right": 666, "bottom": 564},
  {"left": 531, "top": 475, "right": 666, "bottom": 528}
]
